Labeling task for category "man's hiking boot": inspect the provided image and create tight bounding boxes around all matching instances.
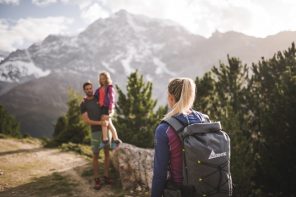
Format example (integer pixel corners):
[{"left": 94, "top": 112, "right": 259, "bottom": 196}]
[
  {"left": 103, "top": 176, "right": 113, "bottom": 185},
  {"left": 94, "top": 178, "right": 102, "bottom": 190},
  {"left": 99, "top": 140, "right": 109, "bottom": 149},
  {"left": 111, "top": 139, "right": 122, "bottom": 150}
]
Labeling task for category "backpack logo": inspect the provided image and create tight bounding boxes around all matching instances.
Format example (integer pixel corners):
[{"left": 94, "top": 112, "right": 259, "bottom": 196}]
[{"left": 208, "top": 150, "right": 227, "bottom": 159}]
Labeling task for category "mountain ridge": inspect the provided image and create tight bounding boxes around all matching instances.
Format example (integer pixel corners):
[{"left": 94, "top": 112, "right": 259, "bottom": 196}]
[{"left": 1, "top": 9, "right": 296, "bottom": 137}]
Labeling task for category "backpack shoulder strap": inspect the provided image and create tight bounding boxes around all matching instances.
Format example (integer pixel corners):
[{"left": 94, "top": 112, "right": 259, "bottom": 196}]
[
  {"left": 192, "top": 110, "right": 211, "bottom": 123},
  {"left": 162, "top": 117, "right": 184, "bottom": 133},
  {"left": 202, "top": 114, "right": 211, "bottom": 123}
]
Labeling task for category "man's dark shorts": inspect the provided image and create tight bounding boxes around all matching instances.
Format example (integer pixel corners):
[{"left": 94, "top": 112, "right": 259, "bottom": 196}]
[
  {"left": 91, "top": 131, "right": 103, "bottom": 154},
  {"left": 100, "top": 106, "right": 109, "bottom": 115}
]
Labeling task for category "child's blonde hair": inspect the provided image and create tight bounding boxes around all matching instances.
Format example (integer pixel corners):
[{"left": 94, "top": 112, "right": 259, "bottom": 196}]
[
  {"left": 163, "top": 77, "right": 196, "bottom": 119},
  {"left": 98, "top": 71, "right": 112, "bottom": 86}
]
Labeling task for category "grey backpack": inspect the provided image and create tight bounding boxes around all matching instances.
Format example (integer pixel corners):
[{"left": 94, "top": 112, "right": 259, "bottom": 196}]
[{"left": 163, "top": 114, "right": 232, "bottom": 197}]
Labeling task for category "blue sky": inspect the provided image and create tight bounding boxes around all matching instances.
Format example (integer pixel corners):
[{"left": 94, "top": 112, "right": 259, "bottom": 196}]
[
  {"left": 0, "top": 0, "right": 76, "bottom": 19},
  {"left": 1, "top": 0, "right": 296, "bottom": 52}
]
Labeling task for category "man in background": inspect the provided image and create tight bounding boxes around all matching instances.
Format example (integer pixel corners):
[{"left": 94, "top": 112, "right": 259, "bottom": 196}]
[{"left": 80, "top": 81, "right": 112, "bottom": 190}]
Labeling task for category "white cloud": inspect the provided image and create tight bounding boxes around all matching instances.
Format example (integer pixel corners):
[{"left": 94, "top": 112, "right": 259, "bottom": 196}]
[
  {"left": 0, "top": 17, "right": 73, "bottom": 51},
  {"left": 66, "top": 0, "right": 296, "bottom": 38},
  {"left": 80, "top": 2, "right": 110, "bottom": 23},
  {"left": 36, "top": 0, "right": 111, "bottom": 22},
  {"left": 59, "top": 0, "right": 97, "bottom": 10},
  {"left": 0, "top": 0, "right": 19, "bottom": 5},
  {"left": 98, "top": 0, "right": 257, "bottom": 37},
  {"left": 179, "top": 0, "right": 260, "bottom": 37},
  {"left": 32, "top": 0, "right": 57, "bottom": 7},
  {"left": 1, "top": 0, "right": 296, "bottom": 52}
]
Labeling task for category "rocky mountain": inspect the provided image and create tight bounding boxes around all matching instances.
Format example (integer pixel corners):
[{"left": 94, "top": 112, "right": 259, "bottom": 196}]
[
  {"left": 1, "top": 10, "right": 296, "bottom": 137},
  {"left": 0, "top": 50, "right": 9, "bottom": 62}
]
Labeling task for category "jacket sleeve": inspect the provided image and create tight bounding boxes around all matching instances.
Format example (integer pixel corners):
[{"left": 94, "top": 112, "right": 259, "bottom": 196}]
[
  {"left": 94, "top": 88, "right": 99, "bottom": 100},
  {"left": 151, "top": 123, "right": 170, "bottom": 197},
  {"left": 108, "top": 85, "right": 115, "bottom": 110}
]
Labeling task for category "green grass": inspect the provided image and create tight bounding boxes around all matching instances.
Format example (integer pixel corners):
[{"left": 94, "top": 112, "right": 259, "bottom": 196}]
[
  {"left": 0, "top": 133, "right": 7, "bottom": 138},
  {"left": 59, "top": 142, "right": 93, "bottom": 158},
  {"left": 0, "top": 133, "right": 42, "bottom": 145}
]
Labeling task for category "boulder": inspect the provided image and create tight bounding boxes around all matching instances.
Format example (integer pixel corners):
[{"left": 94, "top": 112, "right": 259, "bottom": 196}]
[{"left": 111, "top": 143, "right": 154, "bottom": 190}]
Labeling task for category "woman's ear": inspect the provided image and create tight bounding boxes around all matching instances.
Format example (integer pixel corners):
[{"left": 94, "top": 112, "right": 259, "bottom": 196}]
[{"left": 168, "top": 93, "right": 176, "bottom": 108}]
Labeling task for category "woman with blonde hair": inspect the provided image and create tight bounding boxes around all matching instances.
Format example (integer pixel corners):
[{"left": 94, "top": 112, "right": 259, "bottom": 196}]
[{"left": 151, "top": 77, "right": 207, "bottom": 197}]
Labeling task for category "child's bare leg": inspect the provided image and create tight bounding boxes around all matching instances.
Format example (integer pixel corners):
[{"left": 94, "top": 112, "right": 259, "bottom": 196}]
[
  {"left": 108, "top": 119, "right": 118, "bottom": 140},
  {"left": 101, "top": 125, "right": 108, "bottom": 141},
  {"left": 109, "top": 119, "right": 121, "bottom": 149},
  {"left": 101, "top": 115, "right": 109, "bottom": 141},
  {"left": 99, "top": 115, "right": 110, "bottom": 149}
]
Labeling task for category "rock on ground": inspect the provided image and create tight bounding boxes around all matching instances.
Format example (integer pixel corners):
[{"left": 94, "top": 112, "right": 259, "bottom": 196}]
[{"left": 111, "top": 143, "right": 154, "bottom": 190}]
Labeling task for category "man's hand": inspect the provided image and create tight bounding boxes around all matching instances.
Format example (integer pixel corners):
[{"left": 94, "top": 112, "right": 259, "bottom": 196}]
[
  {"left": 102, "top": 114, "right": 110, "bottom": 120},
  {"left": 82, "top": 112, "right": 104, "bottom": 126}
]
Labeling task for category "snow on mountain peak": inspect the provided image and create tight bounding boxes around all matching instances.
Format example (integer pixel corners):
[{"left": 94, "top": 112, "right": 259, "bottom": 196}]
[
  {"left": 0, "top": 50, "right": 9, "bottom": 62},
  {"left": 112, "top": 9, "right": 129, "bottom": 18},
  {"left": 0, "top": 9, "right": 197, "bottom": 85},
  {"left": 121, "top": 46, "right": 136, "bottom": 75},
  {"left": 153, "top": 57, "right": 176, "bottom": 76},
  {"left": 126, "top": 13, "right": 146, "bottom": 33},
  {"left": 0, "top": 48, "right": 51, "bottom": 82},
  {"left": 0, "top": 60, "right": 50, "bottom": 82}
]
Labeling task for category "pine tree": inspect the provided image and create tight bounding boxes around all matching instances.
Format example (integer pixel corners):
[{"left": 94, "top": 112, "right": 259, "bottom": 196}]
[
  {"left": 53, "top": 116, "right": 67, "bottom": 139},
  {"left": 0, "top": 105, "right": 20, "bottom": 137},
  {"left": 250, "top": 43, "right": 296, "bottom": 195},
  {"left": 54, "top": 89, "right": 90, "bottom": 144},
  {"left": 194, "top": 56, "right": 255, "bottom": 195},
  {"left": 211, "top": 55, "right": 249, "bottom": 119},
  {"left": 114, "top": 70, "right": 163, "bottom": 148},
  {"left": 194, "top": 71, "right": 216, "bottom": 116},
  {"left": 194, "top": 44, "right": 296, "bottom": 195}
]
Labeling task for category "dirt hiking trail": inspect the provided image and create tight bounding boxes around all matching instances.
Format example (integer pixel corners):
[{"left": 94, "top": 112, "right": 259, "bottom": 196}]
[{"left": 0, "top": 138, "right": 121, "bottom": 197}]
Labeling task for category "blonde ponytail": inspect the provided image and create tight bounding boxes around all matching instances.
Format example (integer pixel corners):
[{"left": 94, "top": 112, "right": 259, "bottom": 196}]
[{"left": 163, "top": 77, "right": 196, "bottom": 119}]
